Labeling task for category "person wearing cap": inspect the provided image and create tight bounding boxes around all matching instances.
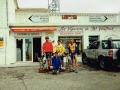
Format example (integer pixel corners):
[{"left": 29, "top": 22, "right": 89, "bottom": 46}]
[
  {"left": 54, "top": 40, "right": 65, "bottom": 67},
  {"left": 42, "top": 36, "right": 53, "bottom": 69},
  {"left": 68, "top": 39, "right": 79, "bottom": 73}
]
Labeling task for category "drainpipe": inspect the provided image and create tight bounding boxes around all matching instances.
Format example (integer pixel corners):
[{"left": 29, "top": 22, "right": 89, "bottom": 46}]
[{"left": 5, "top": 0, "right": 9, "bottom": 65}]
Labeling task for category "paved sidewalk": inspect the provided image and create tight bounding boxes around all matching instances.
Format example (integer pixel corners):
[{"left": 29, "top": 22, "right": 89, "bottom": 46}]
[
  {"left": 0, "top": 62, "right": 120, "bottom": 90},
  {"left": 0, "top": 62, "right": 39, "bottom": 67}
]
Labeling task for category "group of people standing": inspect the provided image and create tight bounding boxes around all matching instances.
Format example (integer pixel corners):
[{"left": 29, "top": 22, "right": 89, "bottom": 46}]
[{"left": 42, "top": 36, "right": 79, "bottom": 74}]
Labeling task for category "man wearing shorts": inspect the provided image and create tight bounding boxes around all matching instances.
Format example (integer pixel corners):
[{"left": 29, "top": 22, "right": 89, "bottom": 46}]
[
  {"left": 42, "top": 36, "right": 53, "bottom": 69},
  {"left": 68, "top": 39, "right": 79, "bottom": 73},
  {"left": 54, "top": 40, "right": 65, "bottom": 67}
]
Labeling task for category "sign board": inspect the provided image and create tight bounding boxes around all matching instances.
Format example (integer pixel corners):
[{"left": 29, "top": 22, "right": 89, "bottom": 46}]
[
  {"left": 0, "top": 41, "right": 4, "bottom": 47},
  {"left": 14, "top": 33, "right": 41, "bottom": 37},
  {"left": 89, "top": 15, "right": 108, "bottom": 22},
  {"left": 0, "top": 33, "right": 4, "bottom": 47},
  {"left": 0, "top": 48, "right": 4, "bottom": 52},
  {"left": 59, "top": 31, "right": 82, "bottom": 36},
  {"left": 46, "top": 32, "right": 54, "bottom": 37},
  {"left": 0, "top": 33, "right": 4, "bottom": 53},
  {"left": 76, "top": 40, "right": 81, "bottom": 42},
  {"left": 62, "top": 15, "right": 77, "bottom": 19},
  {"left": 28, "top": 15, "right": 49, "bottom": 23}
]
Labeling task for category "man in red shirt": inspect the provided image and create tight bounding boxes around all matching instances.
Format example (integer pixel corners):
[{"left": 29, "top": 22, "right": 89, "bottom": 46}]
[{"left": 42, "top": 36, "right": 53, "bottom": 69}]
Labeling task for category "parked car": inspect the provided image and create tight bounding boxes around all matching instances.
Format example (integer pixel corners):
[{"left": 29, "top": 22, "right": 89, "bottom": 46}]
[{"left": 82, "top": 39, "right": 120, "bottom": 70}]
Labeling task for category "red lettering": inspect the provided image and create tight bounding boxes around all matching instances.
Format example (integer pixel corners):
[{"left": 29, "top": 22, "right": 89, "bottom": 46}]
[
  {"left": 58, "top": 26, "right": 66, "bottom": 32},
  {"left": 99, "top": 26, "right": 115, "bottom": 32},
  {"left": 68, "top": 26, "right": 84, "bottom": 32}
]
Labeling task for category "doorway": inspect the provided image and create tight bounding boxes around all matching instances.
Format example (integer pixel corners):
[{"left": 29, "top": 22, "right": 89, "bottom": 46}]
[
  {"left": 33, "top": 38, "right": 41, "bottom": 62},
  {"left": 16, "top": 38, "right": 33, "bottom": 62},
  {"left": 25, "top": 38, "right": 33, "bottom": 61},
  {"left": 16, "top": 39, "right": 23, "bottom": 61}
]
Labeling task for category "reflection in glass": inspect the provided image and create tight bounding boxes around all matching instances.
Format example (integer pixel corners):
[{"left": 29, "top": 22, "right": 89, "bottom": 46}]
[
  {"left": 16, "top": 39, "right": 23, "bottom": 61},
  {"left": 25, "top": 39, "right": 32, "bottom": 61},
  {"left": 58, "top": 37, "right": 82, "bottom": 55}
]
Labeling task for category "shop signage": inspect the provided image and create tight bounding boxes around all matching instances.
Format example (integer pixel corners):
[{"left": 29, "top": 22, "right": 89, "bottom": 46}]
[
  {"left": 62, "top": 15, "right": 77, "bottom": 19},
  {"left": 14, "top": 33, "right": 41, "bottom": 37},
  {"left": 76, "top": 40, "right": 81, "bottom": 42},
  {"left": 89, "top": 15, "right": 108, "bottom": 22},
  {"left": 0, "top": 33, "right": 4, "bottom": 53},
  {"left": 58, "top": 26, "right": 115, "bottom": 32},
  {"left": 0, "top": 41, "right": 4, "bottom": 47},
  {"left": 59, "top": 31, "right": 82, "bottom": 36},
  {"left": 46, "top": 32, "right": 54, "bottom": 37},
  {"left": 104, "top": 34, "right": 120, "bottom": 39},
  {"left": 0, "top": 48, "right": 4, "bottom": 53},
  {"left": 28, "top": 15, "right": 49, "bottom": 23},
  {"left": 59, "top": 37, "right": 81, "bottom": 40}
]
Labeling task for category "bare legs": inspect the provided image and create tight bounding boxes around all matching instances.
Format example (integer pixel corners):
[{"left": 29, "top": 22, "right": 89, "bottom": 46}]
[
  {"left": 47, "top": 57, "right": 52, "bottom": 69},
  {"left": 61, "top": 60, "right": 64, "bottom": 67}
]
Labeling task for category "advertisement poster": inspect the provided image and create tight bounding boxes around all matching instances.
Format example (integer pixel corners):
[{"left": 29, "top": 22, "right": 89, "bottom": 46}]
[
  {"left": 45, "top": 32, "right": 54, "bottom": 37},
  {"left": 0, "top": 33, "right": 4, "bottom": 52}
]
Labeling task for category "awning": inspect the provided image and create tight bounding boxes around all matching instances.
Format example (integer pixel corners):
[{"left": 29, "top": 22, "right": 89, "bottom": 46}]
[{"left": 11, "top": 27, "right": 57, "bottom": 32}]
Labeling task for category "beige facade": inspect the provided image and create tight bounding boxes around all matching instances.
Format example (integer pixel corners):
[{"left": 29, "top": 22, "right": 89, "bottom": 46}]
[{"left": 0, "top": 0, "right": 120, "bottom": 65}]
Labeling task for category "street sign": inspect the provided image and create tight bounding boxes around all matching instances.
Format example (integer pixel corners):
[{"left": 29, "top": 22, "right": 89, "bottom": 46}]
[
  {"left": 28, "top": 15, "right": 49, "bottom": 23},
  {"left": 89, "top": 15, "right": 108, "bottom": 22}
]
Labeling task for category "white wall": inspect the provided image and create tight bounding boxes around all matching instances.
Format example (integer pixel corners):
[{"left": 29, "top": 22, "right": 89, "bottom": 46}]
[
  {"left": 0, "top": 0, "right": 7, "bottom": 27},
  {"left": 4, "top": 0, "right": 16, "bottom": 65},
  {"left": 0, "top": 29, "right": 6, "bottom": 65},
  {"left": 8, "top": 0, "right": 15, "bottom": 23},
  {"left": 0, "top": 0, "right": 8, "bottom": 65},
  {"left": 0, "top": 0, "right": 16, "bottom": 65},
  {"left": 6, "top": 32, "right": 16, "bottom": 64}
]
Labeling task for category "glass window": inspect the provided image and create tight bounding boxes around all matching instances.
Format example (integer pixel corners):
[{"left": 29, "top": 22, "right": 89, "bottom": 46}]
[
  {"left": 58, "top": 36, "right": 82, "bottom": 55},
  {"left": 89, "top": 36, "right": 99, "bottom": 46},
  {"left": 102, "top": 40, "right": 111, "bottom": 49},
  {"left": 89, "top": 41, "right": 100, "bottom": 49},
  {"left": 112, "top": 40, "right": 120, "bottom": 49}
]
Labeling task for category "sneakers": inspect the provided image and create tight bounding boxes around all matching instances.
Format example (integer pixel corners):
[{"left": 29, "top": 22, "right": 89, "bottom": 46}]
[
  {"left": 52, "top": 70, "right": 60, "bottom": 75},
  {"left": 70, "top": 68, "right": 78, "bottom": 73},
  {"left": 52, "top": 71, "right": 56, "bottom": 75},
  {"left": 70, "top": 68, "right": 75, "bottom": 72},
  {"left": 75, "top": 69, "right": 78, "bottom": 73}
]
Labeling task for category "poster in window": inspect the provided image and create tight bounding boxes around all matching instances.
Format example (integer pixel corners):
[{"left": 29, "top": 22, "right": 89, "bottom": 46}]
[
  {"left": 0, "top": 33, "right": 4, "bottom": 52},
  {"left": 58, "top": 37, "right": 82, "bottom": 55}
]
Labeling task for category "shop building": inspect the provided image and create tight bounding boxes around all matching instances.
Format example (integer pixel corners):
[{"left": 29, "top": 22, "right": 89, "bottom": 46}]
[{"left": 0, "top": 0, "right": 120, "bottom": 65}]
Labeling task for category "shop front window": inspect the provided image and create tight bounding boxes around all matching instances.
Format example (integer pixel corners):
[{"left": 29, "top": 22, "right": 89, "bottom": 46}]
[
  {"left": 89, "top": 36, "right": 99, "bottom": 46},
  {"left": 58, "top": 36, "right": 82, "bottom": 56}
]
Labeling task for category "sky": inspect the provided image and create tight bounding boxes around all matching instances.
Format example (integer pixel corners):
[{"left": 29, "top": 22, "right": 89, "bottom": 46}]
[{"left": 17, "top": 0, "right": 120, "bottom": 13}]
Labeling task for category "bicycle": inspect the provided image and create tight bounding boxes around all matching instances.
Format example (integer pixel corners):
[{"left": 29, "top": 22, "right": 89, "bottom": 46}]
[
  {"left": 38, "top": 54, "right": 48, "bottom": 73},
  {"left": 65, "top": 53, "right": 72, "bottom": 72}
]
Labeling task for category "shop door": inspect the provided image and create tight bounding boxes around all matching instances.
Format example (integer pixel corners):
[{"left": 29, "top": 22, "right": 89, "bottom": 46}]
[
  {"left": 16, "top": 38, "right": 33, "bottom": 62},
  {"left": 33, "top": 38, "right": 41, "bottom": 62},
  {"left": 24, "top": 38, "right": 33, "bottom": 61},
  {"left": 16, "top": 39, "right": 23, "bottom": 61}
]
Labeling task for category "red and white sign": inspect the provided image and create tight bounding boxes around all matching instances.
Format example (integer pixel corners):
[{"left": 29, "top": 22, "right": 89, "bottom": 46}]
[
  {"left": 62, "top": 15, "right": 77, "bottom": 19},
  {"left": 11, "top": 27, "right": 56, "bottom": 32}
]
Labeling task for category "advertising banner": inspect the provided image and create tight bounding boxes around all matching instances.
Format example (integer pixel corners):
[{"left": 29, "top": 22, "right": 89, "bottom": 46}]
[{"left": 0, "top": 33, "right": 4, "bottom": 52}]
